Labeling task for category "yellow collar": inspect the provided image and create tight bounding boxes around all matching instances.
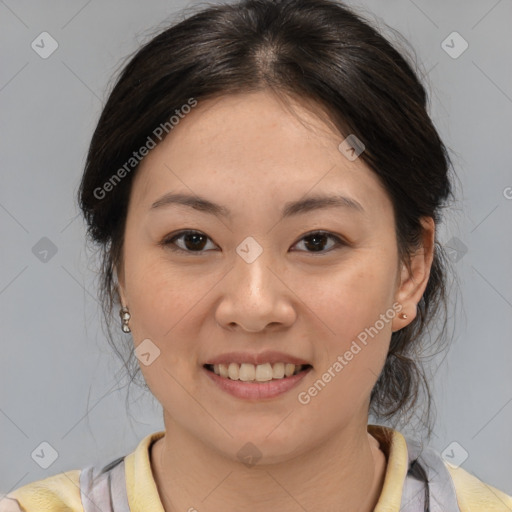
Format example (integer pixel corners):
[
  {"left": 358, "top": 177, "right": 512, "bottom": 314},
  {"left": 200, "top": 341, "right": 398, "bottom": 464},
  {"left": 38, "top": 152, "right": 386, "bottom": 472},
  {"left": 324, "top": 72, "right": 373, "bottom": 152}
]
[{"left": 124, "top": 424, "right": 408, "bottom": 512}]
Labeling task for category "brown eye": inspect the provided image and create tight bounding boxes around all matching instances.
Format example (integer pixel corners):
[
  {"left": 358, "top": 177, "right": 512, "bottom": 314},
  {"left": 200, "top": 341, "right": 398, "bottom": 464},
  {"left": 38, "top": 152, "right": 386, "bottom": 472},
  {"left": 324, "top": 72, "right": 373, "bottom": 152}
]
[
  {"left": 292, "top": 231, "right": 345, "bottom": 253},
  {"left": 162, "top": 230, "right": 216, "bottom": 253},
  {"left": 161, "top": 230, "right": 345, "bottom": 255}
]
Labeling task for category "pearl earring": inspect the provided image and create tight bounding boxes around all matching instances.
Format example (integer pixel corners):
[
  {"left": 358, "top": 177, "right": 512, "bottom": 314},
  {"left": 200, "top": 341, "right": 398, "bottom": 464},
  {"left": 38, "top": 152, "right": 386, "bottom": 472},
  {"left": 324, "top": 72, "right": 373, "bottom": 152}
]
[{"left": 120, "top": 306, "right": 131, "bottom": 333}]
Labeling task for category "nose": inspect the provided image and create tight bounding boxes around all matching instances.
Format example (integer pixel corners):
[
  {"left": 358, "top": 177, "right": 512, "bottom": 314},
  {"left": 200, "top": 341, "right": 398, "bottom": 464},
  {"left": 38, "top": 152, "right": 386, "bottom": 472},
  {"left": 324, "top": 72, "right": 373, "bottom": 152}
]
[{"left": 214, "top": 248, "right": 297, "bottom": 333}]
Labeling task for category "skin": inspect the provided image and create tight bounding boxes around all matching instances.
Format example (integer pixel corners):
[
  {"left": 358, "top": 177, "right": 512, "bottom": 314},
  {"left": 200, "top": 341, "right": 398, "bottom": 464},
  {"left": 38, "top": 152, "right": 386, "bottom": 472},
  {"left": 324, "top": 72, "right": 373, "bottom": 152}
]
[{"left": 117, "top": 89, "right": 435, "bottom": 512}]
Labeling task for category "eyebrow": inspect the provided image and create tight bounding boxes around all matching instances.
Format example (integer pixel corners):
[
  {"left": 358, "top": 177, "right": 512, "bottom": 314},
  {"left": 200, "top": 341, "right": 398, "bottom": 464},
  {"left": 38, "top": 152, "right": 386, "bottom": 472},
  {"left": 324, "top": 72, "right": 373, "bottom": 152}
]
[{"left": 149, "top": 192, "right": 365, "bottom": 219}]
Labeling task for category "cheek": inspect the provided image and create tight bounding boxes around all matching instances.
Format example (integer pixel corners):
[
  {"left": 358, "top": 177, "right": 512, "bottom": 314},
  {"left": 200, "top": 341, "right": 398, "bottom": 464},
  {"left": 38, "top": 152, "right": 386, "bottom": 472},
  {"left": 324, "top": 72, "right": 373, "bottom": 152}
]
[
  {"left": 125, "top": 252, "right": 203, "bottom": 334},
  {"left": 306, "top": 253, "right": 396, "bottom": 390},
  {"left": 126, "top": 260, "right": 207, "bottom": 408},
  {"left": 315, "top": 254, "right": 397, "bottom": 331}
]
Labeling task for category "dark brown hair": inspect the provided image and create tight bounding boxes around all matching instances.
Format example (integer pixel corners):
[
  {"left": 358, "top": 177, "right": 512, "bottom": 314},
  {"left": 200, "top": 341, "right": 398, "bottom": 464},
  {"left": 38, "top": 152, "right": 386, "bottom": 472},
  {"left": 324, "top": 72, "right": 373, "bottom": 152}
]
[{"left": 78, "top": 0, "right": 456, "bottom": 438}]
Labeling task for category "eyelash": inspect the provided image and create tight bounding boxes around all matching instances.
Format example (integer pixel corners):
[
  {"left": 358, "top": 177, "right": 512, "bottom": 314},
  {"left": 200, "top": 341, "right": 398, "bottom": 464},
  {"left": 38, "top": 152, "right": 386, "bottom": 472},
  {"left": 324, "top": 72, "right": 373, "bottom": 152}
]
[{"left": 159, "top": 229, "right": 347, "bottom": 255}]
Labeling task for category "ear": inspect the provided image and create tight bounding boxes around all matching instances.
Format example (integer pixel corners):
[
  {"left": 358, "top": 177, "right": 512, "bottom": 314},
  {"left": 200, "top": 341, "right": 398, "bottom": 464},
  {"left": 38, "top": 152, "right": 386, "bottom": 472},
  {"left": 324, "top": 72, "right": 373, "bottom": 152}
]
[{"left": 392, "top": 216, "right": 435, "bottom": 332}]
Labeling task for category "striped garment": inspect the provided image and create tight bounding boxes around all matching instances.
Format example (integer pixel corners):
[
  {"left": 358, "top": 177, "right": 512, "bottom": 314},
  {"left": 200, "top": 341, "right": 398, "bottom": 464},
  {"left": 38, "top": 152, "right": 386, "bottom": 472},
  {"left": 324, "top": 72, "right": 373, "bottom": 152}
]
[{"left": 1, "top": 425, "right": 511, "bottom": 511}]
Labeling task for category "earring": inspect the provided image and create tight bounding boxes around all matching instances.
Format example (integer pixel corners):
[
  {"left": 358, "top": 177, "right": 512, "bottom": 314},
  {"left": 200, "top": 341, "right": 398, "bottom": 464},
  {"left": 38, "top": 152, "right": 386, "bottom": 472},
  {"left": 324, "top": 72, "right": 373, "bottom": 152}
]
[
  {"left": 399, "top": 312, "right": 408, "bottom": 319},
  {"left": 120, "top": 306, "right": 131, "bottom": 333}
]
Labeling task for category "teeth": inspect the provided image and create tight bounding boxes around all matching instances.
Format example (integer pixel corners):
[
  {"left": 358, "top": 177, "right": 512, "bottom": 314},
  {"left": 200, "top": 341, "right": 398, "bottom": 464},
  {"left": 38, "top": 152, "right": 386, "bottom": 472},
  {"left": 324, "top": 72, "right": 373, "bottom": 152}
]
[
  {"left": 240, "top": 363, "right": 256, "bottom": 381},
  {"left": 273, "top": 362, "right": 285, "bottom": 379},
  {"left": 255, "top": 363, "right": 273, "bottom": 381},
  {"left": 228, "top": 363, "right": 239, "bottom": 380},
  {"left": 211, "top": 362, "right": 306, "bottom": 381},
  {"left": 285, "top": 363, "right": 295, "bottom": 377}
]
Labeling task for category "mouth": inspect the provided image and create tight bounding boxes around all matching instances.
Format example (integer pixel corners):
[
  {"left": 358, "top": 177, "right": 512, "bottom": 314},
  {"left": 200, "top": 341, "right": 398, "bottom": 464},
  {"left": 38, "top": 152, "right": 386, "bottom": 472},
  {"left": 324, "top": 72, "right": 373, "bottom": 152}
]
[{"left": 203, "top": 362, "right": 313, "bottom": 382}]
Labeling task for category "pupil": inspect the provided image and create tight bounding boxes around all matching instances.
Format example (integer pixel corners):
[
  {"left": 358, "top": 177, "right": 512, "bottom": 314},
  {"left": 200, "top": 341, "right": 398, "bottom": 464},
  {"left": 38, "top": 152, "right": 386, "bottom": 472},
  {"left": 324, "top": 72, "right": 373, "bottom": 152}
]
[
  {"left": 185, "top": 233, "right": 206, "bottom": 250},
  {"left": 305, "top": 233, "right": 326, "bottom": 251}
]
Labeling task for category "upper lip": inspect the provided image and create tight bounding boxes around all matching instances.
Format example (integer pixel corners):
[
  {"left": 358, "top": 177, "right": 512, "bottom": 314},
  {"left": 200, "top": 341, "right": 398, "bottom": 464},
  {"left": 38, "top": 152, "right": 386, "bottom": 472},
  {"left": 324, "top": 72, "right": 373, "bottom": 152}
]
[{"left": 204, "top": 350, "right": 312, "bottom": 367}]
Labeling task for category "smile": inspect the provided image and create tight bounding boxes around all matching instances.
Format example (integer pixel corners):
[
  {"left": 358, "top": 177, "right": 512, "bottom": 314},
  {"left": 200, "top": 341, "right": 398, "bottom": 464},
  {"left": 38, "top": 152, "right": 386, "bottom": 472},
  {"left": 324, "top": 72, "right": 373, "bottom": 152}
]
[
  {"left": 203, "top": 363, "right": 312, "bottom": 400},
  {"left": 204, "top": 362, "right": 312, "bottom": 382}
]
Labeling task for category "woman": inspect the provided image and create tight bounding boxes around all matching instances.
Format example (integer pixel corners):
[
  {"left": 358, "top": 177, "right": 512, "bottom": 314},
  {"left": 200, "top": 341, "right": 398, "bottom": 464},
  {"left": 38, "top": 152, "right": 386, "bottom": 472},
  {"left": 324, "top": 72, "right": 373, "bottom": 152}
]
[{"left": 2, "top": 0, "right": 510, "bottom": 510}]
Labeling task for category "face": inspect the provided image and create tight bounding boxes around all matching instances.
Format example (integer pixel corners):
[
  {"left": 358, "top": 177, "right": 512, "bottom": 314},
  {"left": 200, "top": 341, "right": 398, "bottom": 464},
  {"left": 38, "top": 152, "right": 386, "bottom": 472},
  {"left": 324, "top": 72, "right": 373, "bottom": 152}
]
[{"left": 117, "top": 89, "right": 432, "bottom": 463}]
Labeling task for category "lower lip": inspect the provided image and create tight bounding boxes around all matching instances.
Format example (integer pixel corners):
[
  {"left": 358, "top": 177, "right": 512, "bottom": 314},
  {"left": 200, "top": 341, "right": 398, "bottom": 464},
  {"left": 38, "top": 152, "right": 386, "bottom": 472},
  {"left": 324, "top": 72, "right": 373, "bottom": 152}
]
[{"left": 203, "top": 366, "right": 312, "bottom": 400}]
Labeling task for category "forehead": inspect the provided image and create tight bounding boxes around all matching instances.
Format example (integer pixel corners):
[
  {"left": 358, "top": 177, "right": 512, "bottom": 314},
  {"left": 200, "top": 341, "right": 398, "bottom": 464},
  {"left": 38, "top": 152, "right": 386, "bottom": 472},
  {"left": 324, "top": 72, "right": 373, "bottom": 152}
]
[{"left": 130, "top": 90, "right": 392, "bottom": 218}]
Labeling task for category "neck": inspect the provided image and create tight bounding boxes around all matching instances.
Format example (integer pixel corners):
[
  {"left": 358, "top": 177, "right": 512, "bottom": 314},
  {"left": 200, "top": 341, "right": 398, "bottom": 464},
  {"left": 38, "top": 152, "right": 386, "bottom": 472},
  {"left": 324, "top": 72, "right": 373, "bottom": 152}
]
[{"left": 150, "top": 415, "right": 387, "bottom": 512}]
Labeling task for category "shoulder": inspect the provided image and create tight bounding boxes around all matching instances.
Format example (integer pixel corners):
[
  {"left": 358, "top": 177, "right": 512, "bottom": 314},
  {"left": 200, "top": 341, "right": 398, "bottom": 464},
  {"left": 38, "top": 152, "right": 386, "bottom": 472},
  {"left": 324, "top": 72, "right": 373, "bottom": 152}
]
[
  {"left": 0, "top": 469, "right": 83, "bottom": 512},
  {"left": 446, "top": 464, "right": 512, "bottom": 512},
  {"left": 371, "top": 424, "right": 512, "bottom": 512},
  {"left": 0, "top": 431, "right": 165, "bottom": 512}
]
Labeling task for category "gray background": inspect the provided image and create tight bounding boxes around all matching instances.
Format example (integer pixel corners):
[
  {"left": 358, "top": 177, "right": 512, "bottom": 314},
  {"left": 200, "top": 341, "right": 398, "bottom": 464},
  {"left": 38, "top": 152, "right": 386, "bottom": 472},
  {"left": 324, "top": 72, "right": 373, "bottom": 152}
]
[{"left": 1, "top": 0, "right": 511, "bottom": 498}]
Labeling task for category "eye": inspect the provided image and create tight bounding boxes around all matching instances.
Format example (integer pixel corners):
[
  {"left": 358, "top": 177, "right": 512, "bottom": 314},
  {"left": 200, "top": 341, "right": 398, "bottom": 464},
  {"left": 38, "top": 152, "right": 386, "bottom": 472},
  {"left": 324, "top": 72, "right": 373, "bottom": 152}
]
[
  {"left": 291, "top": 231, "right": 346, "bottom": 254},
  {"left": 160, "top": 230, "right": 217, "bottom": 254},
  {"left": 160, "top": 229, "right": 346, "bottom": 255}
]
